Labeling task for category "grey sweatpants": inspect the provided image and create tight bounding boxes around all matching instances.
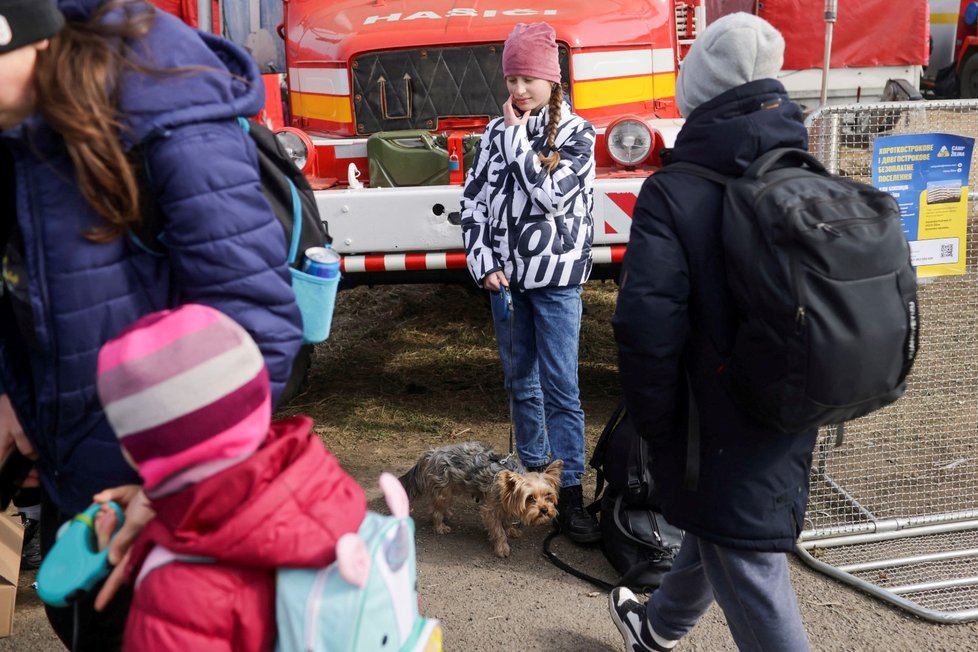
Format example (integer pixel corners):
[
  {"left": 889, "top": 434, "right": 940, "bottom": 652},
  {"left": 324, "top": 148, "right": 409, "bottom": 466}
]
[{"left": 647, "top": 533, "right": 810, "bottom": 652}]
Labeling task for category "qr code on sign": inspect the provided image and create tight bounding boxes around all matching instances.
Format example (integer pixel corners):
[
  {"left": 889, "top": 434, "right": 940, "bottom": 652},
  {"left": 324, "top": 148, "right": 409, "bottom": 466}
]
[{"left": 941, "top": 243, "right": 954, "bottom": 259}]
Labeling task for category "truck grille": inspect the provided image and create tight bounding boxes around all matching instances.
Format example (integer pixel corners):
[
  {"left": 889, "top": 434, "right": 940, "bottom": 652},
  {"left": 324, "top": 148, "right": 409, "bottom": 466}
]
[{"left": 351, "top": 44, "right": 571, "bottom": 134}]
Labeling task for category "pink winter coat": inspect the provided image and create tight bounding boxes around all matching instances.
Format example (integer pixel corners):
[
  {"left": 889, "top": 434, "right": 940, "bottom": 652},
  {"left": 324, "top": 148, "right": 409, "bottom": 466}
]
[{"left": 122, "top": 416, "right": 367, "bottom": 651}]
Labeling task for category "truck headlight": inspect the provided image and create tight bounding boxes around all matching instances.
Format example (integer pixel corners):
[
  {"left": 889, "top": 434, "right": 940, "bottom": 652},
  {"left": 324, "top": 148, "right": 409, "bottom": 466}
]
[
  {"left": 606, "top": 117, "right": 653, "bottom": 167},
  {"left": 274, "top": 127, "right": 313, "bottom": 172},
  {"left": 967, "top": 2, "right": 978, "bottom": 26}
]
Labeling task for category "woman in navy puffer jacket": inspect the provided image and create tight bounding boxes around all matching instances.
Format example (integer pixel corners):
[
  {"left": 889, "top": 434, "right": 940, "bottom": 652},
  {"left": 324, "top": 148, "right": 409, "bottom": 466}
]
[{"left": 0, "top": 0, "right": 302, "bottom": 648}]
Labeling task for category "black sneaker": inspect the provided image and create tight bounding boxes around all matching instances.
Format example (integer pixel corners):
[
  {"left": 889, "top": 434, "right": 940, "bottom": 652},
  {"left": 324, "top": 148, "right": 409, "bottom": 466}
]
[
  {"left": 609, "top": 587, "right": 675, "bottom": 652},
  {"left": 19, "top": 514, "right": 41, "bottom": 570},
  {"left": 556, "top": 484, "right": 601, "bottom": 544}
]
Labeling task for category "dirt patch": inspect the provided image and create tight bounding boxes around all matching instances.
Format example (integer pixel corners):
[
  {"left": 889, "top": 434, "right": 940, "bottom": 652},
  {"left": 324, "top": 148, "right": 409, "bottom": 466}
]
[{"left": 2, "top": 284, "right": 977, "bottom": 651}]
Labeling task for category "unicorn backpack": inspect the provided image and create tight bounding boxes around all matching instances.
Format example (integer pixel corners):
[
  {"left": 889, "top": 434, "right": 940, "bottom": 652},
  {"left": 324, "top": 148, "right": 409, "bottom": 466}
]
[{"left": 276, "top": 473, "right": 442, "bottom": 652}]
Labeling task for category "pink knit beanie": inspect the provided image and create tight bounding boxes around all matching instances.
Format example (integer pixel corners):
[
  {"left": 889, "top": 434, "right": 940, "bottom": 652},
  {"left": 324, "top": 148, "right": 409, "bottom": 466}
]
[
  {"left": 97, "top": 304, "right": 271, "bottom": 496},
  {"left": 502, "top": 22, "right": 561, "bottom": 84}
]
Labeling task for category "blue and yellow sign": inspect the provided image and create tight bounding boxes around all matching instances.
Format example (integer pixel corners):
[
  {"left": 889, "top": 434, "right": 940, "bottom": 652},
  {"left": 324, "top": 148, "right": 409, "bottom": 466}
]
[{"left": 872, "top": 133, "right": 974, "bottom": 278}]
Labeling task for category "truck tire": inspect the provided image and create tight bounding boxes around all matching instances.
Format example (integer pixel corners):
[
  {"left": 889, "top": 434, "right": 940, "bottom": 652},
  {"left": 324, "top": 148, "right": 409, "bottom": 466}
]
[
  {"left": 960, "top": 54, "right": 978, "bottom": 98},
  {"left": 279, "top": 343, "right": 314, "bottom": 406}
]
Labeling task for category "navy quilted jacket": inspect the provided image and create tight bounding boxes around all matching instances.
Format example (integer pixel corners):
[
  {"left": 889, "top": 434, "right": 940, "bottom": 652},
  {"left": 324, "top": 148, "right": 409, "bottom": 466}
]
[
  {"left": 0, "top": 2, "right": 302, "bottom": 514},
  {"left": 612, "top": 79, "right": 819, "bottom": 552}
]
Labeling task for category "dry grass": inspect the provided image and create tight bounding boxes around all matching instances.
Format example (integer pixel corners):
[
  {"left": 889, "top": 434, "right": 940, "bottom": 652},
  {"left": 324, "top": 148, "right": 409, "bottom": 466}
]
[{"left": 278, "top": 282, "right": 623, "bottom": 454}]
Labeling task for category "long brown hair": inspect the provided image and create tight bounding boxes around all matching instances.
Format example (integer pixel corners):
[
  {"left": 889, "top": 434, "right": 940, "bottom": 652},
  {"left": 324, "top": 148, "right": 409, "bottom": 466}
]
[
  {"left": 33, "top": 1, "right": 155, "bottom": 242},
  {"left": 537, "top": 83, "right": 563, "bottom": 173}
]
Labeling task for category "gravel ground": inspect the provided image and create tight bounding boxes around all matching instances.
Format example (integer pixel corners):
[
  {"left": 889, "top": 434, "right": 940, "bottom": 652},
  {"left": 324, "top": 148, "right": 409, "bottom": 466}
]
[{"left": 2, "top": 284, "right": 977, "bottom": 651}]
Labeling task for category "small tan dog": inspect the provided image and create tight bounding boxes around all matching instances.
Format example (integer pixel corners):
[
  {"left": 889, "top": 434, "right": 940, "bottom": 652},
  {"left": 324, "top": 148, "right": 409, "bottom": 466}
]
[{"left": 399, "top": 441, "right": 562, "bottom": 557}]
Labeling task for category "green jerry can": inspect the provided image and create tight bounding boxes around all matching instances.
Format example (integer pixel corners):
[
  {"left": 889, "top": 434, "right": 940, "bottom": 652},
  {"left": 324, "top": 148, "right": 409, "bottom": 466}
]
[{"left": 367, "top": 130, "right": 479, "bottom": 187}]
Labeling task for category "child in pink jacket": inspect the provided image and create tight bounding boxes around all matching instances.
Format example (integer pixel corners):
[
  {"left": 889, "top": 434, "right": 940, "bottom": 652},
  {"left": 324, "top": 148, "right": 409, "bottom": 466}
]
[{"left": 95, "top": 304, "right": 366, "bottom": 651}]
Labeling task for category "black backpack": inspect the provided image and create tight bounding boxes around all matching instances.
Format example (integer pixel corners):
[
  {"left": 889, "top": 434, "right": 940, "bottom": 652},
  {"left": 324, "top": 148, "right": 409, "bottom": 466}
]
[
  {"left": 542, "top": 402, "right": 684, "bottom": 593},
  {"left": 132, "top": 117, "right": 330, "bottom": 266},
  {"left": 130, "top": 118, "right": 331, "bottom": 403},
  {"left": 590, "top": 402, "right": 683, "bottom": 592},
  {"left": 660, "top": 148, "right": 919, "bottom": 433}
]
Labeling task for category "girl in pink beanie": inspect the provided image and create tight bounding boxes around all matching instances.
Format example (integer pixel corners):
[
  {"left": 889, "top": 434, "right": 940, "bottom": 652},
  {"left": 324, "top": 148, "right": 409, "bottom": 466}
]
[
  {"left": 92, "top": 304, "right": 366, "bottom": 651},
  {"left": 460, "top": 22, "right": 600, "bottom": 544}
]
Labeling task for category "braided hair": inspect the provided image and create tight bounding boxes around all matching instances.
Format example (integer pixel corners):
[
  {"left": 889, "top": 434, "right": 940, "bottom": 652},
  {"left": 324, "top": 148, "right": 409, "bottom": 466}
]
[{"left": 537, "top": 83, "right": 563, "bottom": 173}]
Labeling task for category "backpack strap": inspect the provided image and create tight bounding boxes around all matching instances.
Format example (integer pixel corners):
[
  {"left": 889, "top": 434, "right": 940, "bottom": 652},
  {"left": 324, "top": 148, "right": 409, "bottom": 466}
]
[
  {"left": 656, "top": 161, "right": 732, "bottom": 185},
  {"left": 238, "top": 117, "right": 305, "bottom": 266},
  {"left": 743, "top": 147, "right": 827, "bottom": 179},
  {"left": 542, "top": 528, "right": 615, "bottom": 592},
  {"left": 128, "top": 144, "right": 167, "bottom": 256},
  {"left": 589, "top": 401, "right": 627, "bottom": 502},
  {"left": 629, "top": 165, "right": 712, "bottom": 491},
  {"left": 284, "top": 177, "right": 303, "bottom": 265}
]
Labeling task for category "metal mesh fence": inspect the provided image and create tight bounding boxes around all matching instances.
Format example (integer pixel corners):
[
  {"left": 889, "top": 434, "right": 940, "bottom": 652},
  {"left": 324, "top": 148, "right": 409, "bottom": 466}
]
[{"left": 798, "top": 100, "right": 978, "bottom": 622}]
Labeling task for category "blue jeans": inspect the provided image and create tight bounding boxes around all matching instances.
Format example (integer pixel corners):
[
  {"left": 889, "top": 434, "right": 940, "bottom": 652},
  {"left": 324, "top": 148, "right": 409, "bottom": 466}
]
[
  {"left": 648, "top": 533, "right": 810, "bottom": 651},
  {"left": 491, "top": 284, "right": 585, "bottom": 488}
]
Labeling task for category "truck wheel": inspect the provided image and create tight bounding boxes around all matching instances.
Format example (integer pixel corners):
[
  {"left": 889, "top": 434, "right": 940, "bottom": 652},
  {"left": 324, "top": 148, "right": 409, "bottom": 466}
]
[
  {"left": 960, "top": 54, "right": 978, "bottom": 98},
  {"left": 279, "top": 343, "right": 314, "bottom": 406}
]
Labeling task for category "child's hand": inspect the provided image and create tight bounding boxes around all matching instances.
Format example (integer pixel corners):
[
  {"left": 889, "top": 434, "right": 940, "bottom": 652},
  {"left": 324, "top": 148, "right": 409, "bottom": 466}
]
[
  {"left": 93, "top": 504, "right": 119, "bottom": 552},
  {"left": 502, "top": 96, "right": 529, "bottom": 128},
  {"left": 482, "top": 270, "right": 509, "bottom": 292},
  {"left": 92, "top": 485, "right": 154, "bottom": 611}
]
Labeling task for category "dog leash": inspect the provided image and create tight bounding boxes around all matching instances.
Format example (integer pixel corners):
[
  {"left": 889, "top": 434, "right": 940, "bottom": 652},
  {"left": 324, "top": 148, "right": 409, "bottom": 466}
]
[
  {"left": 503, "top": 284, "right": 516, "bottom": 456},
  {"left": 542, "top": 528, "right": 615, "bottom": 592}
]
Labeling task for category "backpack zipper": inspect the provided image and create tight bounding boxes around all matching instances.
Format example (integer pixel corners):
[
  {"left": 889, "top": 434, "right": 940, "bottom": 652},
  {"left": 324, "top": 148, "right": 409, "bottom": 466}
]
[
  {"left": 793, "top": 217, "right": 881, "bottom": 330},
  {"left": 808, "top": 214, "right": 891, "bottom": 234},
  {"left": 816, "top": 223, "right": 842, "bottom": 237},
  {"left": 793, "top": 209, "right": 893, "bottom": 327},
  {"left": 304, "top": 567, "right": 331, "bottom": 651},
  {"left": 757, "top": 175, "right": 894, "bottom": 235},
  {"left": 795, "top": 305, "right": 807, "bottom": 332},
  {"left": 791, "top": 252, "right": 806, "bottom": 333},
  {"left": 802, "top": 211, "right": 898, "bottom": 327}
]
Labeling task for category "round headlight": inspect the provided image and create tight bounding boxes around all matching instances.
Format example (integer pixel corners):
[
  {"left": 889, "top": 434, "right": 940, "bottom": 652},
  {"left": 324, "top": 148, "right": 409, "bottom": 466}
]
[
  {"left": 967, "top": 2, "right": 978, "bottom": 27},
  {"left": 606, "top": 117, "right": 653, "bottom": 167},
  {"left": 274, "top": 128, "right": 310, "bottom": 171}
]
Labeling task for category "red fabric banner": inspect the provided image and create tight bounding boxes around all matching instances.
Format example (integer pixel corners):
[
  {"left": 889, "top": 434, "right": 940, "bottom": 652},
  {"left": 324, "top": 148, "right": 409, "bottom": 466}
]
[{"left": 709, "top": 0, "right": 930, "bottom": 69}]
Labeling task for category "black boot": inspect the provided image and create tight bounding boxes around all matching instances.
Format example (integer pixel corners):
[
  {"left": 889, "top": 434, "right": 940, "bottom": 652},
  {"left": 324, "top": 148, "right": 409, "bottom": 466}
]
[
  {"left": 557, "top": 484, "right": 601, "bottom": 544},
  {"left": 19, "top": 513, "right": 41, "bottom": 570}
]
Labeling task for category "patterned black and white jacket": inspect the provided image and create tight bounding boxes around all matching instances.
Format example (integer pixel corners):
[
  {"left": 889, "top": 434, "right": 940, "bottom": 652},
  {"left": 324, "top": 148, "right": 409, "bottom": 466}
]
[{"left": 460, "top": 102, "right": 596, "bottom": 290}]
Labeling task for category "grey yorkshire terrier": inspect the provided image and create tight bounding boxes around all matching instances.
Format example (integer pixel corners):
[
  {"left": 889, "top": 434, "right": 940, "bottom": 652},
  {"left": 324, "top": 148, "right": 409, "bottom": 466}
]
[{"left": 400, "top": 441, "right": 563, "bottom": 558}]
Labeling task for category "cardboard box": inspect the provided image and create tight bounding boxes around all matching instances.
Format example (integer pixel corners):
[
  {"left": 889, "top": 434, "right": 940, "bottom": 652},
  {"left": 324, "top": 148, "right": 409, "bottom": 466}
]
[{"left": 0, "top": 513, "right": 24, "bottom": 637}]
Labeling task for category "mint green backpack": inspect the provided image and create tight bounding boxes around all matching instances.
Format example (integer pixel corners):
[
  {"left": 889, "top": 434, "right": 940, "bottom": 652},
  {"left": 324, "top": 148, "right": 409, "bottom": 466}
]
[{"left": 275, "top": 473, "right": 442, "bottom": 652}]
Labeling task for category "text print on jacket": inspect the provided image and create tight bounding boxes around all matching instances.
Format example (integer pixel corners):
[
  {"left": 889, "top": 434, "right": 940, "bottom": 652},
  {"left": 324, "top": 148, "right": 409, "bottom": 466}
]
[{"left": 461, "top": 102, "right": 596, "bottom": 290}]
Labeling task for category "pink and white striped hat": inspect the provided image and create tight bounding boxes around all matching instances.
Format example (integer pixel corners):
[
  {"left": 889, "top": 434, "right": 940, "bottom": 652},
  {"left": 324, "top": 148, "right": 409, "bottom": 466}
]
[{"left": 97, "top": 304, "right": 271, "bottom": 496}]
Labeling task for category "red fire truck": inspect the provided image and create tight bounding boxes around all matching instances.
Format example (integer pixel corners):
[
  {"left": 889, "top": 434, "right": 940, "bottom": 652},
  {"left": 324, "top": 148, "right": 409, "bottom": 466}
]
[
  {"left": 158, "top": 2, "right": 934, "bottom": 289},
  {"left": 260, "top": 0, "right": 703, "bottom": 286},
  {"left": 924, "top": 0, "right": 978, "bottom": 97}
]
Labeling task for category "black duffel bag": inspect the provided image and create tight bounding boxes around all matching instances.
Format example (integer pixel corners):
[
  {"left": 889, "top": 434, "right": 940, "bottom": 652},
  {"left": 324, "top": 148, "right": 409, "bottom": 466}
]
[{"left": 543, "top": 401, "right": 683, "bottom": 592}]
